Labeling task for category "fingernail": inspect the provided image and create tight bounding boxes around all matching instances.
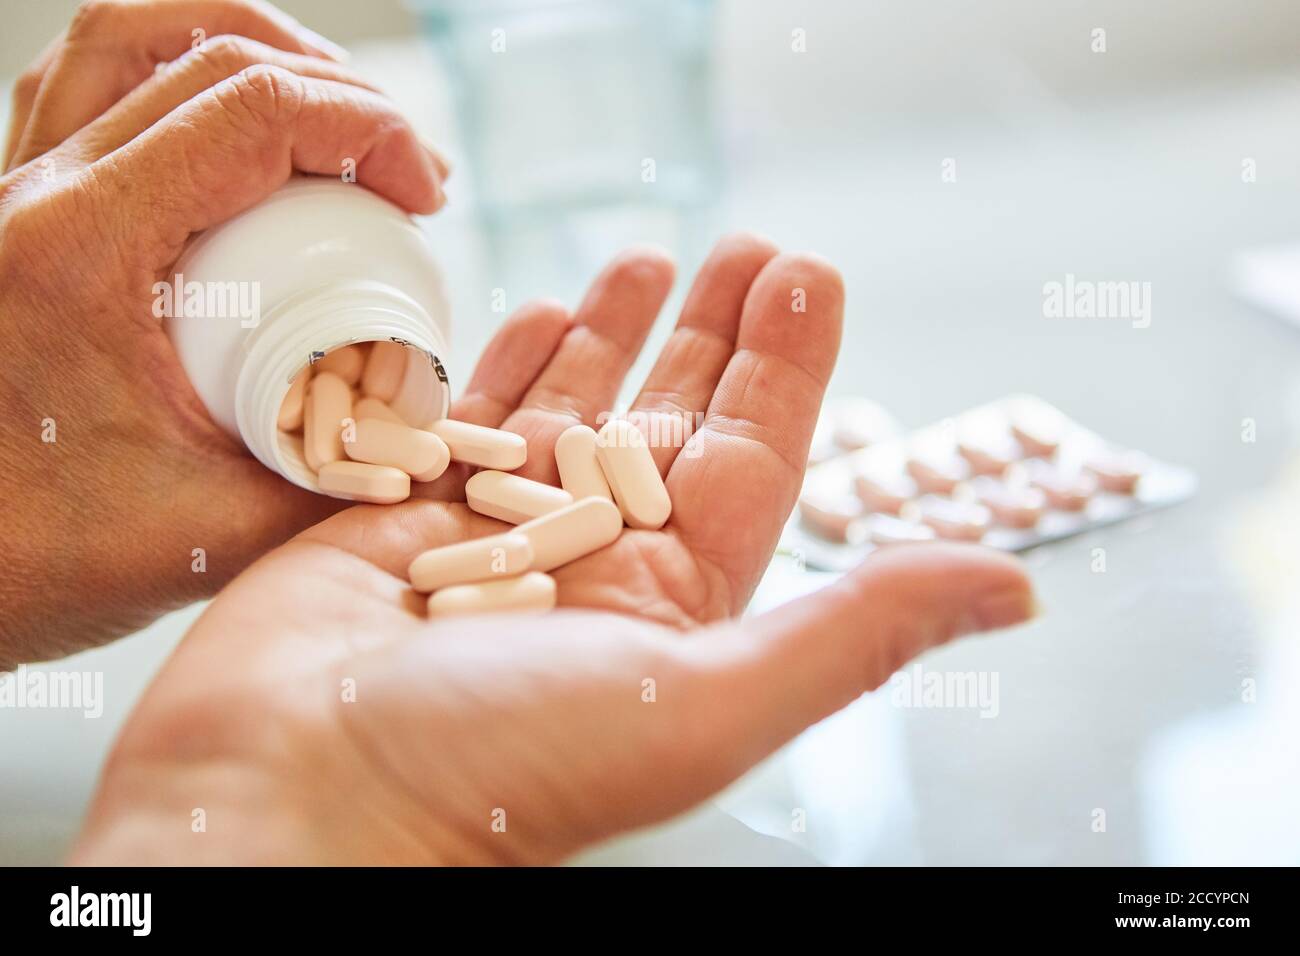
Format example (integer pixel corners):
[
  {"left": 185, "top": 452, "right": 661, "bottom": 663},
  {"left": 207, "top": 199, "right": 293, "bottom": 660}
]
[
  {"left": 971, "top": 588, "right": 1040, "bottom": 632},
  {"left": 299, "top": 27, "right": 351, "bottom": 62}
]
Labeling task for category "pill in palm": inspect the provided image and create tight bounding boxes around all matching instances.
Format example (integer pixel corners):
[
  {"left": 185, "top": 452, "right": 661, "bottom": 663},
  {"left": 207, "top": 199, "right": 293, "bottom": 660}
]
[
  {"left": 514, "top": 496, "right": 624, "bottom": 572},
  {"left": 317, "top": 460, "right": 411, "bottom": 504},
  {"left": 554, "top": 424, "right": 613, "bottom": 502},
  {"left": 314, "top": 344, "right": 366, "bottom": 386},
  {"left": 408, "top": 532, "right": 534, "bottom": 593},
  {"left": 303, "top": 371, "right": 352, "bottom": 471},
  {"left": 431, "top": 418, "right": 527, "bottom": 470},
  {"left": 345, "top": 418, "right": 451, "bottom": 482},
  {"left": 361, "top": 341, "right": 408, "bottom": 403},
  {"left": 353, "top": 396, "right": 406, "bottom": 426},
  {"left": 427, "top": 571, "right": 557, "bottom": 619},
  {"left": 595, "top": 419, "right": 672, "bottom": 530},
  {"left": 276, "top": 368, "right": 309, "bottom": 431},
  {"left": 466, "top": 470, "right": 573, "bottom": 524}
]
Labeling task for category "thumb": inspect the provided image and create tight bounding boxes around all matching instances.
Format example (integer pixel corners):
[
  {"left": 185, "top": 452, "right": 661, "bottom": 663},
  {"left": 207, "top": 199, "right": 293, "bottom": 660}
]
[{"left": 687, "top": 542, "right": 1037, "bottom": 775}]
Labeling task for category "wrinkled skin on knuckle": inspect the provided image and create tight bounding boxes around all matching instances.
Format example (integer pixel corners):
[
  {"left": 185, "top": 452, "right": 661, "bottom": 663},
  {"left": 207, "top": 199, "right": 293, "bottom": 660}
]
[{"left": 189, "top": 34, "right": 260, "bottom": 81}]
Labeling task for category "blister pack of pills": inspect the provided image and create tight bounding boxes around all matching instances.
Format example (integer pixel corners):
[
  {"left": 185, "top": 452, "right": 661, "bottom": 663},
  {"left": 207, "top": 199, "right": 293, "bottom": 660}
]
[{"left": 786, "top": 394, "right": 1197, "bottom": 572}]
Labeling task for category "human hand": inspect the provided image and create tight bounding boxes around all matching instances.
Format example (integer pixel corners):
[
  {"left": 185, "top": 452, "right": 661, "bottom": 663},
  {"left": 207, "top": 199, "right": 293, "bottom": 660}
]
[
  {"left": 71, "top": 238, "right": 1037, "bottom": 865},
  {"left": 0, "top": 0, "right": 451, "bottom": 661}
]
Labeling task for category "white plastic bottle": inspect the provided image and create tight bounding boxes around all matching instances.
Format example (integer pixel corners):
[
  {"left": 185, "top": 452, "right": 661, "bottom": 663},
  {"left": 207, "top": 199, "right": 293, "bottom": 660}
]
[{"left": 162, "top": 177, "right": 452, "bottom": 494}]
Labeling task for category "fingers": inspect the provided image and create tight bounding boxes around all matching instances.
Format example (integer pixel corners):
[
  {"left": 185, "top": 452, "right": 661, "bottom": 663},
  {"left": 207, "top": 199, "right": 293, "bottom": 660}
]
[
  {"left": 82, "top": 65, "right": 442, "bottom": 261},
  {"left": 451, "top": 299, "right": 572, "bottom": 428},
  {"left": 3, "top": 33, "right": 61, "bottom": 170},
  {"left": 69, "top": 35, "right": 379, "bottom": 163},
  {"left": 630, "top": 233, "right": 779, "bottom": 474},
  {"left": 411, "top": 299, "right": 571, "bottom": 502},
  {"left": 666, "top": 252, "right": 844, "bottom": 603},
  {"left": 502, "top": 247, "right": 675, "bottom": 483},
  {"left": 11, "top": 0, "right": 346, "bottom": 166},
  {"left": 689, "top": 543, "right": 1037, "bottom": 776}
]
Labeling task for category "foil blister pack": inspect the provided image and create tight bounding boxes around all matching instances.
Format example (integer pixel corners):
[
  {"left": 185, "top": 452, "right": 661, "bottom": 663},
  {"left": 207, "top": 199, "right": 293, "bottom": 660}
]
[{"left": 786, "top": 394, "right": 1197, "bottom": 573}]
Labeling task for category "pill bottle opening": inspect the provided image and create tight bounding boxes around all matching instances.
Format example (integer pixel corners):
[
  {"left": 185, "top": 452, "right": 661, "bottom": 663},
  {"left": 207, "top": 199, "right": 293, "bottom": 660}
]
[
  {"left": 237, "top": 281, "right": 452, "bottom": 495},
  {"left": 272, "top": 340, "right": 451, "bottom": 493}
]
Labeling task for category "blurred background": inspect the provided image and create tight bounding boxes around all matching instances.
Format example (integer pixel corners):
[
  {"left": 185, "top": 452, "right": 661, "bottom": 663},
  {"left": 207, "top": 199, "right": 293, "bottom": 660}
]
[{"left": 3, "top": 0, "right": 1299, "bottom": 865}]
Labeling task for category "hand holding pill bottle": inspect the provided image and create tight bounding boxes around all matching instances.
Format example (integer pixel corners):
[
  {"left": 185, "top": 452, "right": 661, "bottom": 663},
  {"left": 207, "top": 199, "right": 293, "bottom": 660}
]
[{"left": 0, "top": 19, "right": 452, "bottom": 662}]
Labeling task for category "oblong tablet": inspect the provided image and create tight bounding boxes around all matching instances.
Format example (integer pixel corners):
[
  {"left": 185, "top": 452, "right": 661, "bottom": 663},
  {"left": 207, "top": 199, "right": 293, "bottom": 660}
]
[
  {"left": 830, "top": 398, "right": 902, "bottom": 451},
  {"left": 427, "top": 571, "right": 557, "bottom": 619},
  {"left": 316, "top": 460, "right": 411, "bottom": 504},
  {"left": 353, "top": 396, "right": 406, "bottom": 426},
  {"left": 865, "top": 513, "right": 935, "bottom": 545},
  {"left": 595, "top": 419, "right": 672, "bottom": 530},
  {"left": 905, "top": 450, "right": 969, "bottom": 495},
  {"left": 555, "top": 425, "right": 613, "bottom": 501},
  {"left": 431, "top": 418, "right": 527, "bottom": 470},
  {"left": 1008, "top": 399, "right": 1066, "bottom": 458},
  {"left": 345, "top": 418, "right": 451, "bottom": 482},
  {"left": 853, "top": 467, "right": 916, "bottom": 516},
  {"left": 315, "top": 343, "right": 365, "bottom": 386},
  {"left": 957, "top": 426, "right": 1022, "bottom": 476},
  {"left": 1085, "top": 449, "right": 1146, "bottom": 494},
  {"left": 277, "top": 368, "right": 309, "bottom": 431},
  {"left": 466, "top": 470, "right": 573, "bottom": 524},
  {"left": 408, "top": 533, "right": 534, "bottom": 593},
  {"left": 903, "top": 496, "right": 991, "bottom": 542},
  {"left": 968, "top": 476, "right": 1045, "bottom": 528},
  {"left": 515, "top": 497, "right": 624, "bottom": 571},
  {"left": 303, "top": 371, "right": 352, "bottom": 471},
  {"left": 1024, "top": 460, "right": 1096, "bottom": 511},
  {"left": 798, "top": 492, "right": 865, "bottom": 544},
  {"left": 361, "top": 341, "right": 408, "bottom": 402}
]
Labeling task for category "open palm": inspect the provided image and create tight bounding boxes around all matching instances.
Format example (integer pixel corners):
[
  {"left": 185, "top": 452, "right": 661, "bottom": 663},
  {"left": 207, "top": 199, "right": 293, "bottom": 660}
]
[
  {"left": 334, "top": 233, "right": 841, "bottom": 626},
  {"left": 72, "top": 236, "right": 1036, "bottom": 865}
]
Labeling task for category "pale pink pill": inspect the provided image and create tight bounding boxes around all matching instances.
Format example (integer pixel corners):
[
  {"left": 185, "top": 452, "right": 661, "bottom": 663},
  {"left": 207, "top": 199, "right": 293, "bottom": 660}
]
[
  {"left": 957, "top": 430, "right": 1023, "bottom": 476},
  {"left": 303, "top": 371, "right": 352, "bottom": 471},
  {"left": 831, "top": 398, "right": 901, "bottom": 451},
  {"left": 554, "top": 425, "right": 613, "bottom": 501},
  {"left": 1085, "top": 449, "right": 1146, "bottom": 494},
  {"left": 314, "top": 344, "right": 365, "bottom": 386},
  {"left": 515, "top": 497, "right": 624, "bottom": 572},
  {"left": 316, "top": 460, "right": 410, "bottom": 504},
  {"left": 408, "top": 532, "right": 534, "bottom": 593},
  {"left": 865, "top": 513, "right": 936, "bottom": 545},
  {"left": 362, "top": 341, "right": 408, "bottom": 403},
  {"left": 344, "top": 418, "right": 451, "bottom": 482},
  {"left": 797, "top": 492, "right": 865, "bottom": 543},
  {"left": 906, "top": 451, "right": 970, "bottom": 494},
  {"left": 1025, "top": 460, "right": 1096, "bottom": 511},
  {"left": 969, "top": 476, "right": 1046, "bottom": 528},
  {"left": 1008, "top": 401, "right": 1066, "bottom": 458},
  {"left": 353, "top": 396, "right": 406, "bottom": 426},
  {"left": 431, "top": 418, "right": 527, "bottom": 470},
  {"left": 277, "top": 368, "right": 309, "bottom": 432},
  {"left": 904, "top": 496, "right": 991, "bottom": 542},
  {"left": 595, "top": 419, "right": 672, "bottom": 530},
  {"left": 853, "top": 467, "right": 917, "bottom": 516},
  {"left": 427, "top": 571, "right": 557, "bottom": 619},
  {"left": 466, "top": 470, "right": 573, "bottom": 524}
]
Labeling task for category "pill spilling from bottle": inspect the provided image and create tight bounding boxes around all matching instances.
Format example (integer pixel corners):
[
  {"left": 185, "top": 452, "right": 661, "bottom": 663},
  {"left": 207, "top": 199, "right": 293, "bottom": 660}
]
[{"left": 278, "top": 354, "right": 672, "bottom": 618}]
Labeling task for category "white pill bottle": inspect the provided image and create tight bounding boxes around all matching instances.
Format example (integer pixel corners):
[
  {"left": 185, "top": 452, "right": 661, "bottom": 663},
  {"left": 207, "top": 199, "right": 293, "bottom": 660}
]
[{"left": 162, "top": 176, "right": 451, "bottom": 493}]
